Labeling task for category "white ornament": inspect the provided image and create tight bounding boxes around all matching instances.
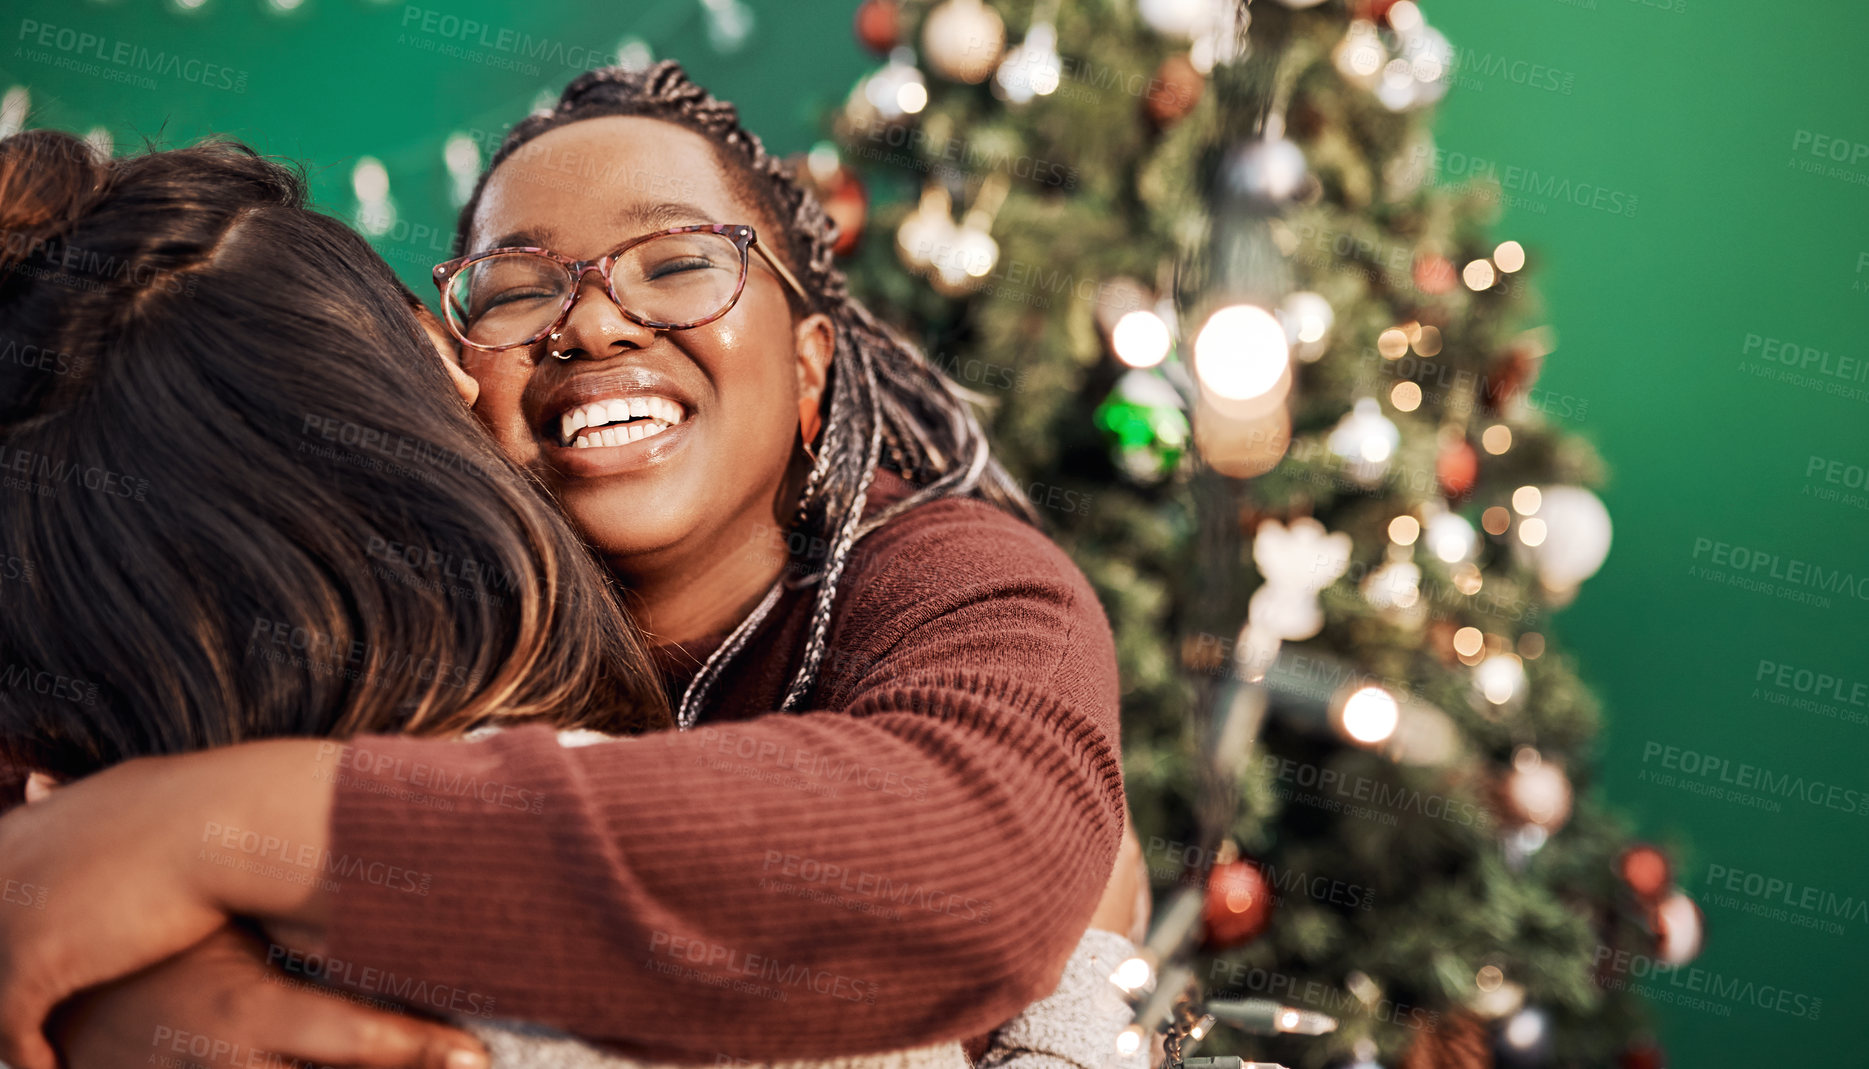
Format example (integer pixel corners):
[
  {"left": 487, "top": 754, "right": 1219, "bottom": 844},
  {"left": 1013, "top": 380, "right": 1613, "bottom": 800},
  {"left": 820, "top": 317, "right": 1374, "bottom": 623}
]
[
  {"left": 1138, "top": 0, "right": 1220, "bottom": 38},
  {"left": 1279, "top": 291, "right": 1334, "bottom": 362},
  {"left": 1327, "top": 398, "right": 1399, "bottom": 485},
  {"left": 1517, "top": 485, "right": 1612, "bottom": 592},
  {"left": 1222, "top": 136, "right": 1308, "bottom": 205},
  {"left": 864, "top": 49, "right": 930, "bottom": 120},
  {"left": 994, "top": 20, "right": 1062, "bottom": 103},
  {"left": 1247, "top": 517, "right": 1352, "bottom": 642},
  {"left": 922, "top": 0, "right": 1005, "bottom": 84}
]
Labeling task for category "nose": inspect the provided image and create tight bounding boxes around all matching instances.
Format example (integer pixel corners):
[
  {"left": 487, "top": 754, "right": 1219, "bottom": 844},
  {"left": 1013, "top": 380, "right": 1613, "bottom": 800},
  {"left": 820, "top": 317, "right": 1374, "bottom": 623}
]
[{"left": 549, "top": 265, "right": 658, "bottom": 362}]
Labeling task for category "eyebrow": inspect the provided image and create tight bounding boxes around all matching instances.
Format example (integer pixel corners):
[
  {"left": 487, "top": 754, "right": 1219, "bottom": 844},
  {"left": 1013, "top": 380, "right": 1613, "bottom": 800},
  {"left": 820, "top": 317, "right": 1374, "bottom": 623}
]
[{"left": 478, "top": 201, "right": 719, "bottom": 256}]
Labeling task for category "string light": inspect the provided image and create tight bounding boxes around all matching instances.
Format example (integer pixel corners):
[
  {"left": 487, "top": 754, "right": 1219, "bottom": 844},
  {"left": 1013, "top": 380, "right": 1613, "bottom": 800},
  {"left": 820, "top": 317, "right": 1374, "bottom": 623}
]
[
  {"left": 1453, "top": 626, "right": 1484, "bottom": 658},
  {"left": 1481, "top": 506, "right": 1510, "bottom": 535},
  {"left": 1494, "top": 240, "right": 1526, "bottom": 273},
  {"left": 1518, "top": 517, "right": 1548, "bottom": 546},
  {"left": 1390, "top": 381, "right": 1422, "bottom": 411},
  {"left": 1388, "top": 515, "right": 1420, "bottom": 545},
  {"left": 1512, "top": 485, "right": 1543, "bottom": 515},
  {"left": 1339, "top": 685, "right": 1400, "bottom": 745},
  {"left": 1194, "top": 304, "right": 1290, "bottom": 401},
  {"left": 1376, "top": 326, "right": 1410, "bottom": 359},
  {"left": 1109, "top": 955, "right": 1154, "bottom": 993},
  {"left": 1462, "top": 258, "right": 1497, "bottom": 290},
  {"left": 1480, "top": 423, "right": 1512, "bottom": 454},
  {"left": 1412, "top": 324, "right": 1443, "bottom": 356},
  {"left": 1518, "top": 632, "right": 1546, "bottom": 659},
  {"left": 1112, "top": 309, "right": 1173, "bottom": 368}
]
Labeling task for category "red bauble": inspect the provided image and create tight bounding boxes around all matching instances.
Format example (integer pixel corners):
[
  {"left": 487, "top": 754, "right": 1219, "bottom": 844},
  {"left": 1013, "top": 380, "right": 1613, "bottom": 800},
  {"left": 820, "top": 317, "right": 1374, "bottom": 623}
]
[
  {"left": 1202, "top": 859, "right": 1274, "bottom": 948},
  {"left": 1437, "top": 437, "right": 1479, "bottom": 499},
  {"left": 853, "top": 0, "right": 901, "bottom": 54},
  {"left": 1413, "top": 254, "right": 1457, "bottom": 296},
  {"left": 1618, "top": 1044, "right": 1667, "bottom": 1069},
  {"left": 1358, "top": 0, "right": 1406, "bottom": 24},
  {"left": 1145, "top": 53, "right": 1205, "bottom": 128},
  {"left": 823, "top": 180, "right": 869, "bottom": 257},
  {"left": 1618, "top": 844, "right": 1671, "bottom": 902}
]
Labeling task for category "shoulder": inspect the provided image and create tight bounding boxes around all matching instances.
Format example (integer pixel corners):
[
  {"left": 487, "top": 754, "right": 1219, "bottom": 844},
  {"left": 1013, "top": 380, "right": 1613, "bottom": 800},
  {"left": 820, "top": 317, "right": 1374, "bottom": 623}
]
[{"left": 844, "top": 491, "right": 1098, "bottom": 612}]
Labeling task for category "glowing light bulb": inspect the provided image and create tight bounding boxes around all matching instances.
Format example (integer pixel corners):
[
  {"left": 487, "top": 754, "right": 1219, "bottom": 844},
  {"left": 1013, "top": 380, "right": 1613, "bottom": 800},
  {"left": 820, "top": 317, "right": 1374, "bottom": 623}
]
[
  {"left": 1494, "top": 240, "right": 1526, "bottom": 273},
  {"left": 1463, "top": 259, "right": 1497, "bottom": 290},
  {"left": 1512, "top": 485, "right": 1542, "bottom": 515},
  {"left": 1115, "top": 1026, "right": 1144, "bottom": 1056},
  {"left": 1193, "top": 304, "right": 1289, "bottom": 401},
  {"left": 1112, "top": 309, "right": 1173, "bottom": 369},
  {"left": 1390, "top": 381, "right": 1422, "bottom": 412},
  {"left": 1341, "top": 685, "right": 1399, "bottom": 745},
  {"left": 1388, "top": 515, "right": 1420, "bottom": 546},
  {"left": 1109, "top": 956, "right": 1153, "bottom": 993}
]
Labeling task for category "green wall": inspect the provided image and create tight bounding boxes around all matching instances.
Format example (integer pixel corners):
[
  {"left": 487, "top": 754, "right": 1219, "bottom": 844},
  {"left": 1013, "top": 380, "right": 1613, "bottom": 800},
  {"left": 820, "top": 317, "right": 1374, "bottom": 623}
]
[{"left": 5, "top": 0, "right": 1865, "bottom": 1062}]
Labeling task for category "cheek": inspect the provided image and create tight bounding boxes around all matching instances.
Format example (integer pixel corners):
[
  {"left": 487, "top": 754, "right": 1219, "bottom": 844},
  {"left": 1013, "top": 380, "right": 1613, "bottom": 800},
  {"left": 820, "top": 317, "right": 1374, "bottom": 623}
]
[{"left": 465, "top": 359, "right": 538, "bottom": 443}]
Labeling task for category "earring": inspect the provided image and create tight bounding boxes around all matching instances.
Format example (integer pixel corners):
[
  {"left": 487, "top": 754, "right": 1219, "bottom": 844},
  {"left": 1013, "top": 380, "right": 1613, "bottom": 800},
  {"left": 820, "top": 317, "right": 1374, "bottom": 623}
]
[
  {"left": 549, "top": 332, "right": 569, "bottom": 361},
  {"left": 798, "top": 396, "right": 823, "bottom": 464}
]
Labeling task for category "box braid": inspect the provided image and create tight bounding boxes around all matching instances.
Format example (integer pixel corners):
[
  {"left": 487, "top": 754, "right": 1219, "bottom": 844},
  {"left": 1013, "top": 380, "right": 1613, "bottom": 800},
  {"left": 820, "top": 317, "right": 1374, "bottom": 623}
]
[{"left": 457, "top": 61, "right": 1037, "bottom": 722}]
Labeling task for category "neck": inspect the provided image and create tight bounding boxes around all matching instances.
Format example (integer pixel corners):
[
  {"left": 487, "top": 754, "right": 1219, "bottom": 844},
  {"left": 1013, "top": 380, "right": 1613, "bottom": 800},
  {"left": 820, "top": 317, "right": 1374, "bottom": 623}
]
[{"left": 612, "top": 514, "right": 792, "bottom": 648}]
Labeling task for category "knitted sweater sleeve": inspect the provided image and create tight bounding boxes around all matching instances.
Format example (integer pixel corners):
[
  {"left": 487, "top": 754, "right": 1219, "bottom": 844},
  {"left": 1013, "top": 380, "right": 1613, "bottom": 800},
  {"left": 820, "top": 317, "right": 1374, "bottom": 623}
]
[{"left": 321, "top": 502, "right": 1126, "bottom": 1064}]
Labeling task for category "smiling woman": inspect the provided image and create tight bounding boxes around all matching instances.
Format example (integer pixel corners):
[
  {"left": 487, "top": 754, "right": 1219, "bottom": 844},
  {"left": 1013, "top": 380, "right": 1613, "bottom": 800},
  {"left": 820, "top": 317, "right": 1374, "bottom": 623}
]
[{"left": 0, "top": 63, "right": 1131, "bottom": 1068}]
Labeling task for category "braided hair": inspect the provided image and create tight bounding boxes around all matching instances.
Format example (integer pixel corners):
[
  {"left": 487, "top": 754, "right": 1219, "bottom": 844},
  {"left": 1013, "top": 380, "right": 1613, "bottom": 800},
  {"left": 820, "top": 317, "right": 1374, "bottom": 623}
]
[{"left": 458, "top": 61, "right": 1037, "bottom": 723}]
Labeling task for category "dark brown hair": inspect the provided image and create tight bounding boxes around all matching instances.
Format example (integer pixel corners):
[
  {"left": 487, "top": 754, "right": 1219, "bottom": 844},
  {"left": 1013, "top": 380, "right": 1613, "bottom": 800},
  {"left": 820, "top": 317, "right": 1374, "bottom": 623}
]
[
  {"left": 460, "top": 62, "right": 1038, "bottom": 722},
  {"left": 0, "top": 130, "right": 669, "bottom": 780}
]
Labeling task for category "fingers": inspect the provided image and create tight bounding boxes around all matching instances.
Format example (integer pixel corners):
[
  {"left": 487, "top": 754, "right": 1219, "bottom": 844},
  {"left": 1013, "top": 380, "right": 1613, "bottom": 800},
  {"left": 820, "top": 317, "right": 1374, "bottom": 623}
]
[{"left": 256, "top": 994, "right": 489, "bottom": 1069}]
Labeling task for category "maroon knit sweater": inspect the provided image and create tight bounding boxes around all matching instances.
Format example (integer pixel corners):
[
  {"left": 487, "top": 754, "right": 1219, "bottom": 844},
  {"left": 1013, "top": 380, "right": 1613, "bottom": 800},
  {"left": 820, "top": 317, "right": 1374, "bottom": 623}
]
[{"left": 323, "top": 472, "right": 1125, "bottom": 1062}]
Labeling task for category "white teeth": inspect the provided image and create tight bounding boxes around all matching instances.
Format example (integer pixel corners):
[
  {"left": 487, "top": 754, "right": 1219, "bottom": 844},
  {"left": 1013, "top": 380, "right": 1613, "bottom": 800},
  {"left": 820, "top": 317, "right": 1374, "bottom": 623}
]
[{"left": 557, "top": 394, "right": 687, "bottom": 446}]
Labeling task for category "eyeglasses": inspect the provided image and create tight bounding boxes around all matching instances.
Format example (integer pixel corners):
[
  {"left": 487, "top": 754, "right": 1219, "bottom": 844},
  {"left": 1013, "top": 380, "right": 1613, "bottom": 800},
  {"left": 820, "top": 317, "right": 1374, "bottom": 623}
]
[{"left": 431, "top": 224, "right": 809, "bottom": 353}]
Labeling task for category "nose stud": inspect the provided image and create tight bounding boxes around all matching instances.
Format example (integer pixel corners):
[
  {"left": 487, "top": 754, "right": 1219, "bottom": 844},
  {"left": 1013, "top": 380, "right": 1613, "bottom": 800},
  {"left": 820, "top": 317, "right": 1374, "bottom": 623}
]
[{"left": 549, "top": 332, "right": 570, "bottom": 361}]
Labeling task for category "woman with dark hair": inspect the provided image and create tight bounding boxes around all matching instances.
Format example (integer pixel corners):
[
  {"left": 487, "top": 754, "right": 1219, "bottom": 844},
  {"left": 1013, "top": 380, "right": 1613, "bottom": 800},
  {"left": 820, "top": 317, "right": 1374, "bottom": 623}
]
[{"left": 0, "top": 62, "right": 1139, "bottom": 1068}]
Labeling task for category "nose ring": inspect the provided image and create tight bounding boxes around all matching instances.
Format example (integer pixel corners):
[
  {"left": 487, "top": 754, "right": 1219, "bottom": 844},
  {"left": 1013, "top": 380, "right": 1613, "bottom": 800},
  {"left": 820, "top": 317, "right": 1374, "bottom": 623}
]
[{"left": 549, "top": 331, "right": 570, "bottom": 361}]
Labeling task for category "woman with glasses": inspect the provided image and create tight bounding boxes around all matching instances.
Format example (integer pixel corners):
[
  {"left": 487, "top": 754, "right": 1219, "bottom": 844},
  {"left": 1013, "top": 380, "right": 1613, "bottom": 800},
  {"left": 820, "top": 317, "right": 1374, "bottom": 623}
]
[{"left": 0, "top": 62, "right": 1142, "bottom": 1068}]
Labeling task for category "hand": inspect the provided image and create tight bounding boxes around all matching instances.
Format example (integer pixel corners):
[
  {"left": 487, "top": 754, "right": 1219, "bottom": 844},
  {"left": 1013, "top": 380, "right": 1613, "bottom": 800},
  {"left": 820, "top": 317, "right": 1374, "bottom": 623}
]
[
  {"left": 0, "top": 740, "right": 339, "bottom": 1069},
  {"left": 1088, "top": 811, "right": 1150, "bottom": 944},
  {"left": 53, "top": 925, "right": 488, "bottom": 1069}
]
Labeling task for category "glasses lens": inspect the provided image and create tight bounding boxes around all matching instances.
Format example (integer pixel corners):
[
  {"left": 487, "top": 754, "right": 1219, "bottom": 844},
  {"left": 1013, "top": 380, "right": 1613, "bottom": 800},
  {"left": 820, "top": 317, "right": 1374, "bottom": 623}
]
[
  {"left": 444, "top": 253, "right": 569, "bottom": 349},
  {"left": 614, "top": 231, "right": 745, "bottom": 327}
]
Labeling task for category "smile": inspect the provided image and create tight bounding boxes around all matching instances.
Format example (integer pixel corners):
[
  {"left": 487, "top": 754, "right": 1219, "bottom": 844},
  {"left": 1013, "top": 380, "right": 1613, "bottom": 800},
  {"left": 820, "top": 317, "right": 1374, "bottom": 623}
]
[{"left": 558, "top": 395, "right": 688, "bottom": 448}]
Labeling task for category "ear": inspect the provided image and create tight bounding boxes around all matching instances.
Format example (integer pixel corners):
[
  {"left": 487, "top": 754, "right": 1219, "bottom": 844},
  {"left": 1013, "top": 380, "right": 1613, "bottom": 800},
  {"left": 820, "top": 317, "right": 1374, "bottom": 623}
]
[
  {"left": 793, "top": 312, "right": 835, "bottom": 437},
  {"left": 415, "top": 306, "right": 479, "bottom": 407},
  {"left": 23, "top": 771, "right": 57, "bottom": 804}
]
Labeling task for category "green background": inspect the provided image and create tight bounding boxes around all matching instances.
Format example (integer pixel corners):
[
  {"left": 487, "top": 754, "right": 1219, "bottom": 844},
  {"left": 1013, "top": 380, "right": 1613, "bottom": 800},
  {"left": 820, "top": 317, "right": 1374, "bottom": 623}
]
[{"left": 6, "top": 0, "right": 1866, "bottom": 1060}]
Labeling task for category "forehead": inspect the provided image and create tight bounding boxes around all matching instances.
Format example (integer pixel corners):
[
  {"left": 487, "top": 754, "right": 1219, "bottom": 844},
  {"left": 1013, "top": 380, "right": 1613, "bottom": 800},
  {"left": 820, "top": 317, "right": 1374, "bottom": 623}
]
[{"left": 470, "top": 115, "right": 756, "bottom": 257}]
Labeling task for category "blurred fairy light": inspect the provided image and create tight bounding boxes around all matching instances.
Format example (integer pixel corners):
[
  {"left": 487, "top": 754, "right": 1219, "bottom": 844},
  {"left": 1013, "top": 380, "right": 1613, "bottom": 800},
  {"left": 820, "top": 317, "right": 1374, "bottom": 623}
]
[
  {"left": 1194, "top": 304, "right": 1289, "bottom": 401},
  {"left": 443, "top": 133, "right": 481, "bottom": 208},
  {"left": 1512, "top": 485, "right": 1543, "bottom": 514},
  {"left": 866, "top": 49, "right": 928, "bottom": 119},
  {"left": 1475, "top": 653, "right": 1526, "bottom": 705},
  {"left": 1388, "top": 514, "right": 1420, "bottom": 546},
  {"left": 1426, "top": 511, "right": 1476, "bottom": 563},
  {"left": 701, "top": 0, "right": 757, "bottom": 55},
  {"left": 1481, "top": 506, "right": 1510, "bottom": 536},
  {"left": 1114, "top": 1026, "right": 1145, "bottom": 1056},
  {"left": 265, "top": 0, "right": 304, "bottom": 12},
  {"left": 1452, "top": 626, "right": 1484, "bottom": 659},
  {"left": 1388, "top": 1, "right": 1423, "bottom": 32},
  {"left": 0, "top": 87, "right": 26, "bottom": 138},
  {"left": 1494, "top": 240, "right": 1526, "bottom": 272},
  {"left": 1376, "top": 326, "right": 1409, "bottom": 359},
  {"left": 1109, "top": 955, "right": 1154, "bottom": 993},
  {"left": 615, "top": 37, "right": 655, "bottom": 72},
  {"left": 1112, "top": 309, "right": 1173, "bottom": 369},
  {"left": 351, "top": 157, "right": 396, "bottom": 238},
  {"left": 1518, "top": 517, "right": 1549, "bottom": 547},
  {"left": 1481, "top": 423, "right": 1512, "bottom": 454},
  {"left": 1463, "top": 258, "right": 1497, "bottom": 290},
  {"left": 1339, "top": 685, "right": 1399, "bottom": 745},
  {"left": 1390, "top": 381, "right": 1421, "bottom": 411}
]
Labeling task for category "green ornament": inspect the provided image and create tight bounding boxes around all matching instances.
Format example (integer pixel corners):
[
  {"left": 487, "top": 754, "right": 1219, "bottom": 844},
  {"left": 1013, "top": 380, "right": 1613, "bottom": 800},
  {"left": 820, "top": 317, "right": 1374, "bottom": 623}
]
[{"left": 1094, "top": 369, "right": 1190, "bottom": 483}]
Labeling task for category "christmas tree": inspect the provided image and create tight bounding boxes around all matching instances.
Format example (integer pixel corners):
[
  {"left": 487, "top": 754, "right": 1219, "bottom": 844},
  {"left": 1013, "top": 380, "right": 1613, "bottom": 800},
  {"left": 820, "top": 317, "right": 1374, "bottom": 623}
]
[{"left": 818, "top": 1, "right": 1689, "bottom": 1066}]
